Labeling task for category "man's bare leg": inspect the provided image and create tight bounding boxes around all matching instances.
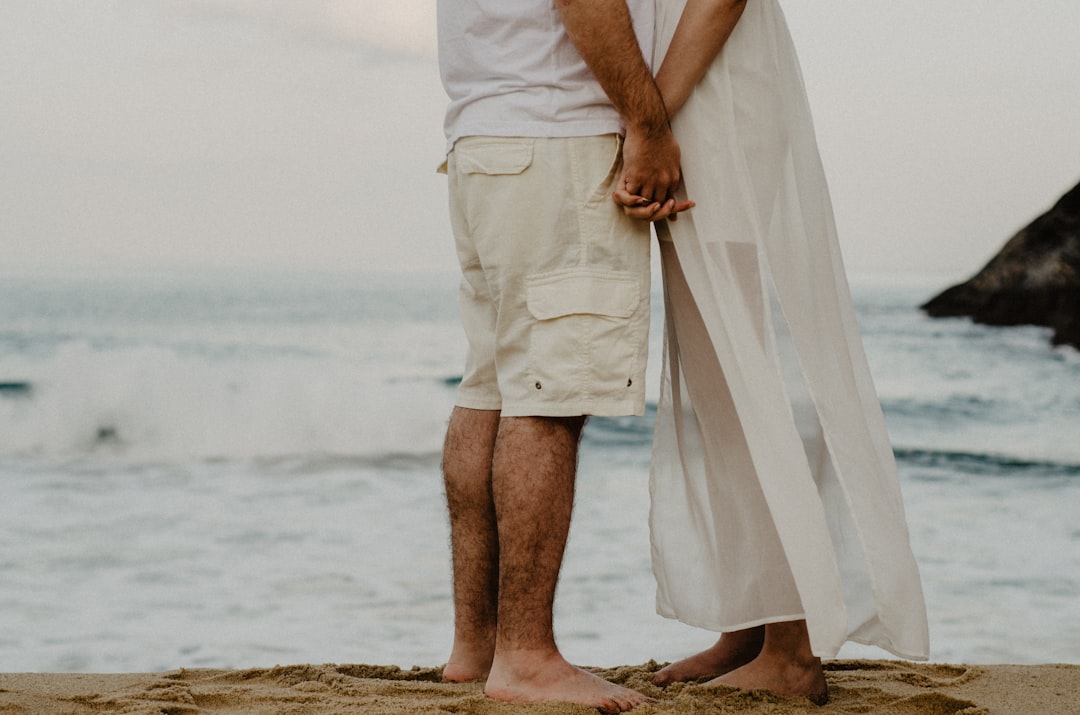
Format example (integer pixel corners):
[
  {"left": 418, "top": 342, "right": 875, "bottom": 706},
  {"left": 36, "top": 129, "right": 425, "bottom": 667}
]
[
  {"left": 652, "top": 626, "right": 764, "bottom": 686},
  {"left": 483, "top": 416, "right": 650, "bottom": 713},
  {"left": 707, "top": 619, "right": 828, "bottom": 705},
  {"left": 442, "top": 406, "right": 501, "bottom": 682}
]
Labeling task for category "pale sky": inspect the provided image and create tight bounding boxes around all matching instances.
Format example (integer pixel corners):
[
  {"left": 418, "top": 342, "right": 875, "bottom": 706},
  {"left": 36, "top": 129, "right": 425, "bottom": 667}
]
[{"left": 2, "top": 1, "right": 1079, "bottom": 279}]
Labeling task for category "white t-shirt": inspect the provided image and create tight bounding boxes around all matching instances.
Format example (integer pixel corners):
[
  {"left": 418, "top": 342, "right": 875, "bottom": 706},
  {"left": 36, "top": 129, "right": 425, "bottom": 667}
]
[{"left": 437, "top": 1, "right": 655, "bottom": 150}]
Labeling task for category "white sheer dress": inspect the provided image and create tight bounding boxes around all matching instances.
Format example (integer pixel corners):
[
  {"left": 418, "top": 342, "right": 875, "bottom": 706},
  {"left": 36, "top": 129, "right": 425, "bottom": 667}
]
[{"left": 649, "top": 0, "right": 930, "bottom": 660}]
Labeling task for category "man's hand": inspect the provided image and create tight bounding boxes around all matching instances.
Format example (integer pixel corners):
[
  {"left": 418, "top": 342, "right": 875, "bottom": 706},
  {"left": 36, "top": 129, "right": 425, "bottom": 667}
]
[
  {"left": 553, "top": 0, "right": 693, "bottom": 221},
  {"left": 614, "top": 125, "right": 694, "bottom": 221},
  {"left": 620, "top": 124, "right": 682, "bottom": 205}
]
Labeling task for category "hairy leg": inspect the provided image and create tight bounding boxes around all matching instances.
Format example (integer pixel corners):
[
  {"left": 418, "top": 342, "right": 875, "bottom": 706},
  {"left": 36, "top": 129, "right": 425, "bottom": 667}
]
[
  {"left": 653, "top": 626, "right": 764, "bottom": 686},
  {"left": 442, "top": 406, "right": 501, "bottom": 683},
  {"left": 484, "top": 416, "right": 650, "bottom": 712},
  {"left": 707, "top": 619, "right": 828, "bottom": 705}
]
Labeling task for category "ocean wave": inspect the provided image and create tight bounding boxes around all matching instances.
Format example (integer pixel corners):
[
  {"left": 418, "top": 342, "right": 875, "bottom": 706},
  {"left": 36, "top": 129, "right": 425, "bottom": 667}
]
[
  {"left": 0, "top": 342, "right": 457, "bottom": 463},
  {"left": 881, "top": 394, "right": 1016, "bottom": 423},
  {"left": 894, "top": 447, "right": 1080, "bottom": 479}
]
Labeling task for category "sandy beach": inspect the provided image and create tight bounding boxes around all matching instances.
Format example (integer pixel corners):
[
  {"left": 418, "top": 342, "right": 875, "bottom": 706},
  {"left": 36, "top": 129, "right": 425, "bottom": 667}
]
[{"left": 2, "top": 660, "right": 1077, "bottom": 714}]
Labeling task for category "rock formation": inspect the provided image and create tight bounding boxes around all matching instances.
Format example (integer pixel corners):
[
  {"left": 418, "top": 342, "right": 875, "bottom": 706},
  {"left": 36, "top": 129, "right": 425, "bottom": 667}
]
[{"left": 921, "top": 180, "right": 1080, "bottom": 349}]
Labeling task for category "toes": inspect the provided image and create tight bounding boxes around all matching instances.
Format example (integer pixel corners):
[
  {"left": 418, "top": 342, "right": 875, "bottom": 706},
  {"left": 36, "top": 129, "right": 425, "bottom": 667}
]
[
  {"left": 595, "top": 696, "right": 620, "bottom": 714},
  {"left": 610, "top": 688, "right": 652, "bottom": 711}
]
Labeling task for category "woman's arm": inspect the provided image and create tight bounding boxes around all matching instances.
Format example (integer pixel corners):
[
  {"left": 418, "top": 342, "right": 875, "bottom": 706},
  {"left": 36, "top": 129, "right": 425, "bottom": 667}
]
[{"left": 655, "top": 0, "right": 747, "bottom": 116}]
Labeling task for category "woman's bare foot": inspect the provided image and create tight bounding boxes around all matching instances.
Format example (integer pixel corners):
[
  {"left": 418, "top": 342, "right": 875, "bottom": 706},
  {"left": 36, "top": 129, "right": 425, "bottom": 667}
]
[
  {"left": 486, "top": 649, "right": 651, "bottom": 713},
  {"left": 653, "top": 627, "right": 765, "bottom": 686},
  {"left": 705, "top": 620, "right": 827, "bottom": 705},
  {"left": 708, "top": 652, "right": 827, "bottom": 705}
]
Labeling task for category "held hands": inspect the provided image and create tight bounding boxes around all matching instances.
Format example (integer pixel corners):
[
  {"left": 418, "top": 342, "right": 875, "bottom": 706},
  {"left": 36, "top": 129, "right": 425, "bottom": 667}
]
[
  {"left": 614, "top": 125, "right": 695, "bottom": 222},
  {"left": 612, "top": 186, "right": 695, "bottom": 222}
]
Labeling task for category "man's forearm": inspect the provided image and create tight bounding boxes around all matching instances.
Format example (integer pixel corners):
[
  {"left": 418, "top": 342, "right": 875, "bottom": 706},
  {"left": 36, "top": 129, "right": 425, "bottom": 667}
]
[{"left": 554, "top": 0, "right": 670, "bottom": 137}]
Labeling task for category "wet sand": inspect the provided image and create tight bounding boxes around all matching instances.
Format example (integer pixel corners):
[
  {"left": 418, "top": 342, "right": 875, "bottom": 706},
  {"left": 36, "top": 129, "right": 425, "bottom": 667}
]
[{"left": 2, "top": 659, "right": 1078, "bottom": 714}]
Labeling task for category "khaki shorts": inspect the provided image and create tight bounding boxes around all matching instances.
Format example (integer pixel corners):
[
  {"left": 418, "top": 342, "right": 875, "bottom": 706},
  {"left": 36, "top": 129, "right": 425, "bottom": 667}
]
[{"left": 445, "top": 135, "right": 651, "bottom": 417}]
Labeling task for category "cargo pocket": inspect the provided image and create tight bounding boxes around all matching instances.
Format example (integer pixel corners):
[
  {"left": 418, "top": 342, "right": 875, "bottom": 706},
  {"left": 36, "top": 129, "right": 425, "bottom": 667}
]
[
  {"left": 524, "top": 269, "right": 642, "bottom": 404},
  {"left": 452, "top": 139, "right": 537, "bottom": 243},
  {"left": 455, "top": 139, "right": 534, "bottom": 176}
]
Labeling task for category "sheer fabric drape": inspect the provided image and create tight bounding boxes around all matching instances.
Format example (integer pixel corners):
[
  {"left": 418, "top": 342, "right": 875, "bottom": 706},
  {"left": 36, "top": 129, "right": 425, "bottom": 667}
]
[{"left": 649, "top": 0, "right": 929, "bottom": 660}]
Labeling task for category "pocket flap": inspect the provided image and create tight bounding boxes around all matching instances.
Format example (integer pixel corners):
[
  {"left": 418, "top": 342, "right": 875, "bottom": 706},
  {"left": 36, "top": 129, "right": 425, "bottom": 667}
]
[
  {"left": 526, "top": 270, "right": 640, "bottom": 320},
  {"left": 456, "top": 141, "right": 534, "bottom": 176}
]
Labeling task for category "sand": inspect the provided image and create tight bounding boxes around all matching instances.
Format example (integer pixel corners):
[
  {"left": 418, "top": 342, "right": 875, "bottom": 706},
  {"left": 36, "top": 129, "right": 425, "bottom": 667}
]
[{"left": 2, "top": 660, "right": 1078, "bottom": 714}]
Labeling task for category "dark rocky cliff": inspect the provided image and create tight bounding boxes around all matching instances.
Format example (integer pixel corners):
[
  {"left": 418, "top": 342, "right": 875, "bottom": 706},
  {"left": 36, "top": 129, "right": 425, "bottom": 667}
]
[{"left": 921, "top": 180, "right": 1080, "bottom": 349}]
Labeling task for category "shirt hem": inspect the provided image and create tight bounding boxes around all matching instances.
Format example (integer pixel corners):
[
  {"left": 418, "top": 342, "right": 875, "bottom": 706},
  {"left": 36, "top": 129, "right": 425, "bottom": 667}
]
[{"left": 445, "top": 120, "right": 626, "bottom": 152}]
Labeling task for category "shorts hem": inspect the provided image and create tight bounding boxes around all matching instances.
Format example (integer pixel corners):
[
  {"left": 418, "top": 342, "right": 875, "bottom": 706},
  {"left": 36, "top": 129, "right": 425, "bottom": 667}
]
[
  {"left": 499, "top": 397, "right": 645, "bottom": 419},
  {"left": 454, "top": 395, "right": 503, "bottom": 412}
]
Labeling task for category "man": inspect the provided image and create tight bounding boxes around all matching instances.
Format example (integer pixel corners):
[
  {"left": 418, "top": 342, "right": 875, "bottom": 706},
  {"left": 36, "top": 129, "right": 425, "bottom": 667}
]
[{"left": 436, "top": 0, "right": 685, "bottom": 710}]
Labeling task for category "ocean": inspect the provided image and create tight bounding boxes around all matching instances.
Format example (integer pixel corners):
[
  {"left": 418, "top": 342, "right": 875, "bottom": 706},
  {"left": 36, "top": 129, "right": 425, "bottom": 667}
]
[{"left": 1, "top": 266, "right": 1078, "bottom": 673}]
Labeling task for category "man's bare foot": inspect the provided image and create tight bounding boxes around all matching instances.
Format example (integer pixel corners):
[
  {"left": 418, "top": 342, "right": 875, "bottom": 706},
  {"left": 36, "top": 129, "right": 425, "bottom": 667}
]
[
  {"left": 442, "top": 661, "right": 490, "bottom": 683},
  {"left": 486, "top": 649, "right": 651, "bottom": 713},
  {"left": 707, "top": 651, "right": 828, "bottom": 705},
  {"left": 442, "top": 641, "right": 494, "bottom": 683},
  {"left": 653, "top": 627, "right": 764, "bottom": 686}
]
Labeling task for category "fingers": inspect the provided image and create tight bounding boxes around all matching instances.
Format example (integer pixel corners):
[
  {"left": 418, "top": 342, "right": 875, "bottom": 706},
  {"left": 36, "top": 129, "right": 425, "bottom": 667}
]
[
  {"left": 622, "top": 203, "right": 662, "bottom": 220},
  {"left": 620, "top": 174, "right": 678, "bottom": 206},
  {"left": 614, "top": 193, "right": 695, "bottom": 222},
  {"left": 619, "top": 198, "right": 673, "bottom": 222},
  {"left": 613, "top": 185, "right": 661, "bottom": 220},
  {"left": 643, "top": 199, "right": 692, "bottom": 222},
  {"left": 647, "top": 199, "right": 679, "bottom": 221},
  {"left": 612, "top": 187, "right": 650, "bottom": 208},
  {"left": 619, "top": 158, "right": 643, "bottom": 200},
  {"left": 613, "top": 162, "right": 692, "bottom": 223},
  {"left": 619, "top": 164, "right": 680, "bottom": 205}
]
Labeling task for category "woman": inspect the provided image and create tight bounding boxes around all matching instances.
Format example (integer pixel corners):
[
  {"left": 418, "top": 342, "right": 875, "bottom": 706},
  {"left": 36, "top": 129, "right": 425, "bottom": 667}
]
[{"left": 617, "top": 0, "right": 930, "bottom": 703}]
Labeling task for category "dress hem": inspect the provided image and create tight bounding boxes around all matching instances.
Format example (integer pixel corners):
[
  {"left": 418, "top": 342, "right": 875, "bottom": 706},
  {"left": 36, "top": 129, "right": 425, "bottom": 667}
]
[{"left": 656, "top": 606, "right": 930, "bottom": 661}]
